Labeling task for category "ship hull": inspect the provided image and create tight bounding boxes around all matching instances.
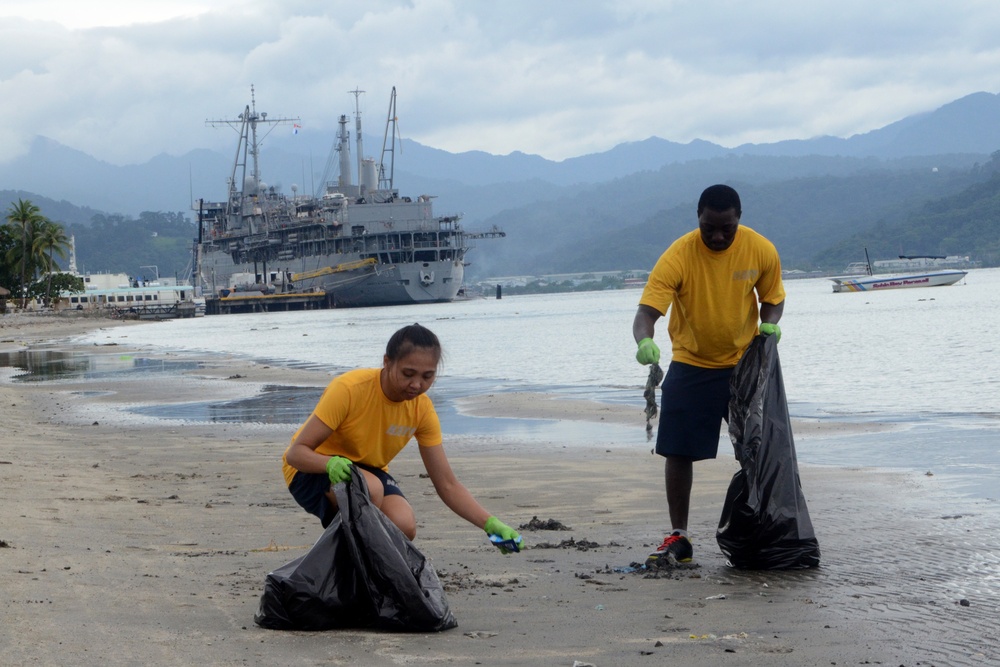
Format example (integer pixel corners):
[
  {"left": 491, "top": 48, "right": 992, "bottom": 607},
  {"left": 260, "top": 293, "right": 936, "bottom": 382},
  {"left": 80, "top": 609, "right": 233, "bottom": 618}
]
[
  {"left": 195, "top": 195, "right": 469, "bottom": 308},
  {"left": 199, "top": 249, "right": 464, "bottom": 307},
  {"left": 322, "top": 260, "right": 465, "bottom": 307}
]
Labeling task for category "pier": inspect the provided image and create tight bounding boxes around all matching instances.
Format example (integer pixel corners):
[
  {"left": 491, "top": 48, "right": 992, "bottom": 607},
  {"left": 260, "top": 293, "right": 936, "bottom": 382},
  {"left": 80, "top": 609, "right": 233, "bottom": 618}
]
[{"left": 206, "top": 291, "right": 330, "bottom": 315}]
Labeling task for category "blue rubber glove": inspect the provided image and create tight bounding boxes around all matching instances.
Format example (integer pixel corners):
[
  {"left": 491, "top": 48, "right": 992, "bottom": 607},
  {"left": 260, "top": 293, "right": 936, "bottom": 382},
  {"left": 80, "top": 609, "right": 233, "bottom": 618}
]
[
  {"left": 325, "top": 455, "right": 353, "bottom": 485},
  {"left": 484, "top": 516, "right": 523, "bottom": 554},
  {"left": 759, "top": 323, "right": 781, "bottom": 342},
  {"left": 635, "top": 337, "right": 661, "bottom": 365}
]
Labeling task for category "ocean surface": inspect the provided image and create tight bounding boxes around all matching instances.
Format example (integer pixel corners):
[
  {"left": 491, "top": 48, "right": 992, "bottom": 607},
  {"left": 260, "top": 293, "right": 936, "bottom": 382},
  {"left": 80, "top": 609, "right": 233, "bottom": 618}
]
[{"left": 6, "top": 267, "right": 1000, "bottom": 499}]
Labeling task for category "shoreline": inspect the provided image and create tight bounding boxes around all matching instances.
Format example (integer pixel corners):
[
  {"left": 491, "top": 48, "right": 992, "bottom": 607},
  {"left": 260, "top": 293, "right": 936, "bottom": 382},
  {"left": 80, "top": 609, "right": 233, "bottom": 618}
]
[{"left": 1, "top": 314, "right": 998, "bottom": 666}]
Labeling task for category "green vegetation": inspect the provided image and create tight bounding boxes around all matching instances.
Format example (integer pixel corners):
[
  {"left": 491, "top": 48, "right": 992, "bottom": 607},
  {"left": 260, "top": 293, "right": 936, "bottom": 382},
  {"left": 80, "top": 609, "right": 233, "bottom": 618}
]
[
  {"left": 472, "top": 153, "right": 999, "bottom": 278},
  {"left": 66, "top": 211, "right": 195, "bottom": 280},
  {"left": 1, "top": 198, "right": 82, "bottom": 308},
  {"left": 814, "top": 158, "right": 1000, "bottom": 268}
]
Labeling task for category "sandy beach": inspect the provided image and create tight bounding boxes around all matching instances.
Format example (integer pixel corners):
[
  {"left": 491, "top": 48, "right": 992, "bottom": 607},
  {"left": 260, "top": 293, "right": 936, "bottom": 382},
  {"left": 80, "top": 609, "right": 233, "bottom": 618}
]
[{"left": 1, "top": 312, "right": 997, "bottom": 666}]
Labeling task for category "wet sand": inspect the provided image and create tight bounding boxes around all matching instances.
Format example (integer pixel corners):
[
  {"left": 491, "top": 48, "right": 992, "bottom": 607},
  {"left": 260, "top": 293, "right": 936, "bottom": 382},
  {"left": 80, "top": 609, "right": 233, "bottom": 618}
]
[{"left": 1, "top": 312, "right": 998, "bottom": 666}]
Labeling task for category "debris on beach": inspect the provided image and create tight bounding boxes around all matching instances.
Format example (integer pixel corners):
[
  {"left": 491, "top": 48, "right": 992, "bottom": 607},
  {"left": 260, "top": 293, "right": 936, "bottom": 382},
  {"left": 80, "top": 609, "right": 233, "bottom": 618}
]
[
  {"left": 438, "top": 570, "right": 523, "bottom": 593},
  {"left": 608, "top": 560, "right": 700, "bottom": 579},
  {"left": 644, "top": 362, "right": 663, "bottom": 440},
  {"left": 531, "top": 537, "right": 615, "bottom": 551},
  {"left": 519, "top": 516, "right": 571, "bottom": 531}
]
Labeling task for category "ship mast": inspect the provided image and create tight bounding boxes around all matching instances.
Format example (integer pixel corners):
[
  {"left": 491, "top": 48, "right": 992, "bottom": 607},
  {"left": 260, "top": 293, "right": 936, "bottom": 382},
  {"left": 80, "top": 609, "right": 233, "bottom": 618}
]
[
  {"left": 350, "top": 88, "right": 365, "bottom": 196},
  {"left": 206, "top": 85, "right": 299, "bottom": 228},
  {"left": 379, "top": 86, "right": 399, "bottom": 192},
  {"left": 337, "top": 114, "right": 352, "bottom": 187}
]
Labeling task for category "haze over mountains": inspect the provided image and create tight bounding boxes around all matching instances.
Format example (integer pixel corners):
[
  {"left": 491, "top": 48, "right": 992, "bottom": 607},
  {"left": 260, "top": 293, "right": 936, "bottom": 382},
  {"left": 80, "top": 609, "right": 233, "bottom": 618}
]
[{"left": 4, "top": 91, "right": 1000, "bottom": 278}]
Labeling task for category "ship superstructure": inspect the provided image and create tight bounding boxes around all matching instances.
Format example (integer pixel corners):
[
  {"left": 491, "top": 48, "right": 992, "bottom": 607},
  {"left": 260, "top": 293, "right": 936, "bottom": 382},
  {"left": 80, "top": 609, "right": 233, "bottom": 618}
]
[{"left": 193, "top": 87, "right": 502, "bottom": 309}]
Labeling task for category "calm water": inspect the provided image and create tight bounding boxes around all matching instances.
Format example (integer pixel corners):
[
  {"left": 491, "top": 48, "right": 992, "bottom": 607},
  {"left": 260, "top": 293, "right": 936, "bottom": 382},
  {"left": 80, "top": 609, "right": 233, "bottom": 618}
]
[{"left": 7, "top": 267, "right": 1000, "bottom": 497}]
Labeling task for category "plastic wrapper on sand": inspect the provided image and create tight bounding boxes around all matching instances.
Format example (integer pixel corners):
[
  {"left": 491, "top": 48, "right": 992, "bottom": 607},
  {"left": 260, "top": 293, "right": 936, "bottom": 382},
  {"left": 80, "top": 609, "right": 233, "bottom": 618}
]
[
  {"left": 716, "top": 334, "right": 821, "bottom": 570},
  {"left": 254, "top": 467, "right": 458, "bottom": 632}
]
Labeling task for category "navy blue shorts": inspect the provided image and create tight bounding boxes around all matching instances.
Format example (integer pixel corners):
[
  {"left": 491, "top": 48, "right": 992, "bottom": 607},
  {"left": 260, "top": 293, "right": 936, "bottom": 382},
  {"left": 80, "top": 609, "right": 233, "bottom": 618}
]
[
  {"left": 288, "top": 462, "right": 405, "bottom": 528},
  {"left": 654, "top": 361, "right": 734, "bottom": 461}
]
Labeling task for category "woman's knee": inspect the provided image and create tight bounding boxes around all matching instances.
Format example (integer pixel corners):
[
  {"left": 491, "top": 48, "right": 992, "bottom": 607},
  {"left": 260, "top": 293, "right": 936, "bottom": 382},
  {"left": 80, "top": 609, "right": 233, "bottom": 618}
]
[
  {"left": 398, "top": 520, "right": 417, "bottom": 541},
  {"left": 381, "top": 496, "right": 417, "bottom": 540},
  {"left": 359, "top": 469, "right": 385, "bottom": 505}
]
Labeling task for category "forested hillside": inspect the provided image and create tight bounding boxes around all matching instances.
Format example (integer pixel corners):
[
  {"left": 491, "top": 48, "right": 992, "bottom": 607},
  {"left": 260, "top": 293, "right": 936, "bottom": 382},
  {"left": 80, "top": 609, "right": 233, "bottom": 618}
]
[
  {"left": 815, "top": 166, "right": 1000, "bottom": 267},
  {"left": 0, "top": 189, "right": 103, "bottom": 226},
  {"left": 468, "top": 154, "right": 995, "bottom": 277},
  {"left": 66, "top": 212, "right": 195, "bottom": 279}
]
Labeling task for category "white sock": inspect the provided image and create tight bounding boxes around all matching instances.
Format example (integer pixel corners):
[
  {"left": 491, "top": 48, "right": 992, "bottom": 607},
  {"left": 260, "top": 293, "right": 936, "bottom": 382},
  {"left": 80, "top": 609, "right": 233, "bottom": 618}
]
[{"left": 671, "top": 529, "right": 688, "bottom": 538}]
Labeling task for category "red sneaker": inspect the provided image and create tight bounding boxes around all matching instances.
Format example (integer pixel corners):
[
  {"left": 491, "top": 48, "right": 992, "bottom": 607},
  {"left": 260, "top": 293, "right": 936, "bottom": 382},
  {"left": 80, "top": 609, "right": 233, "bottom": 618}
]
[{"left": 645, "top": 533, "right": 693, "bottom": 567}]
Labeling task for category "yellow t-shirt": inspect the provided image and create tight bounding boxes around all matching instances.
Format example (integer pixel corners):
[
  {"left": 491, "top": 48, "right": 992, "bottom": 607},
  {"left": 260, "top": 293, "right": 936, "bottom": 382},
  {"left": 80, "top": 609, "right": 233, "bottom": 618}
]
[
  {"left": 639, "top": 225, "right": 785, "bottom": 369},
  {"left": 281, "top": 367, "right": 443, "bottom": 486}
]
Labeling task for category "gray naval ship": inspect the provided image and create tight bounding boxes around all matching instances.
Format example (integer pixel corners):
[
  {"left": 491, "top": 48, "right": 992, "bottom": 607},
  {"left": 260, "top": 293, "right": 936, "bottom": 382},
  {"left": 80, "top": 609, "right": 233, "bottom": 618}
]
[{"left": 193, "top": 87, "right": 503, "bottom": 308}]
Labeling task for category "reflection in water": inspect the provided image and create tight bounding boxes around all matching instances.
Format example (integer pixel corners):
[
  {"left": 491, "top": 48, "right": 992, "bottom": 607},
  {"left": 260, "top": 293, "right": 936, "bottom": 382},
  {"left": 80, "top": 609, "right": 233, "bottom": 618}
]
[
  {"left": 131, "top": 385, "right": 323, "bottom": 424},
  {"left": 124, "top": 383, "right": 646, "bottom": 449},
  {"left": 0, "top": 349, "right": 203, "bottom": 381}
]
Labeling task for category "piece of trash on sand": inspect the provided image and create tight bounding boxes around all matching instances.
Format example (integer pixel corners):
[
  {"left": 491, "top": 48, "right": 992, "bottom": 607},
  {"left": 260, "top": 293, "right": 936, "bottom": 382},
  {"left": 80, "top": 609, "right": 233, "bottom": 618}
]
[
  {"left": 518, "top": 516, "right": 570, "bottom": 531},
  {"left": 705, "top": 594, "right": 727, "bottom": 600},
  {"left": 573, "top": 662, "right": 597, "bottom": 667},
  {"left": 464, "top": 631, "right": 499, "bottom": 639}
]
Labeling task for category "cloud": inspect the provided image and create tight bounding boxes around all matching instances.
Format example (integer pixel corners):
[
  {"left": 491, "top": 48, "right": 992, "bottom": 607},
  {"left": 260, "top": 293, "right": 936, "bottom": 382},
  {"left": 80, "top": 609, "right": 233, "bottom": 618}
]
[{"left": 1, "top": 0, "right": 1000, "bottom": 165}]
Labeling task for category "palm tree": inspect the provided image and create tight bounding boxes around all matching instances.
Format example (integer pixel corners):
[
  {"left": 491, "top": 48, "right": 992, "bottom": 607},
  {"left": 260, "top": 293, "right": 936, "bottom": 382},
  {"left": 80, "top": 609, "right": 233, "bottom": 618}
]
[
  {"left": 33, "top": 220, "right": 71, "bottom": 305},
  {"left": 4, "top": 199, "right": 47, "bottom": 308}
]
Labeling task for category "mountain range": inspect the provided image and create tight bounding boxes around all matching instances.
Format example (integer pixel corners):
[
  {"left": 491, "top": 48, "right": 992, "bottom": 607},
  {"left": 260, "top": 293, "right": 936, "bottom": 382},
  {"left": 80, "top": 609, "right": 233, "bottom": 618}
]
[{"left": 3, "top": 91, "right": 1000, "bottom": 279}]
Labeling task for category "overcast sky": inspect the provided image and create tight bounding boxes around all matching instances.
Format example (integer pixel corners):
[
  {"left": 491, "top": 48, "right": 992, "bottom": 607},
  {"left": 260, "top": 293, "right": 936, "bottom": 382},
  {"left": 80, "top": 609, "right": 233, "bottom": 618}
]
[{"left": 3, "top": 0, "right": 1000, "bottom": 166}]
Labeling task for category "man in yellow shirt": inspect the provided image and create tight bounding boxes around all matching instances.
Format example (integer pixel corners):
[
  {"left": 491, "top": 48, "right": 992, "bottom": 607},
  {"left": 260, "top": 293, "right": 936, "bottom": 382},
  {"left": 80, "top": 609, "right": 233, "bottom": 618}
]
[{"left": 632, "top": 184, "right": 785, "bottom": 567}]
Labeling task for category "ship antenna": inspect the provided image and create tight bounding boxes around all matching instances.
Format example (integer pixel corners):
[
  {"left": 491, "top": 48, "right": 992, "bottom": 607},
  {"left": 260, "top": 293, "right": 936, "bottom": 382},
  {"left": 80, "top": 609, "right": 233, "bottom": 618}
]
[
  {"left": 205, "top": 85, "right": 299, "bottom": 228},
  {"left": 350, "top": 88, "right": 365, "bottom": 194},
  {"left": 379, "top": 87, "right": 398, "bottom": 191}
]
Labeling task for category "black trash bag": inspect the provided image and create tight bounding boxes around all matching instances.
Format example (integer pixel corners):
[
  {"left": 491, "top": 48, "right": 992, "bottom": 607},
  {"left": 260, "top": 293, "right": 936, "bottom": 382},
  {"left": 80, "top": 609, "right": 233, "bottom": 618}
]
[
  {"left": 254, "top": 467, "right": 458, "bottom": 631},
  {"left": 716, "top": 335, "right": 821, "bottom": 570}
]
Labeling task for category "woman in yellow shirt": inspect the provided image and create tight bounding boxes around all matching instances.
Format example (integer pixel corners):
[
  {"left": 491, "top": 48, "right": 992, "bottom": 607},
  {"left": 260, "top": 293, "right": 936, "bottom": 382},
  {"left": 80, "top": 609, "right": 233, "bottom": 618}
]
[{"left": 283, "top": 323, "right": 521, "bottom": 551}]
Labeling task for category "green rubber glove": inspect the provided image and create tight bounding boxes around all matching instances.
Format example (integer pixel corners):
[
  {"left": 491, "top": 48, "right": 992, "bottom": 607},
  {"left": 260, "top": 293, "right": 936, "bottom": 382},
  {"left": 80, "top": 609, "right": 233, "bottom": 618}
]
[
  {"left": 759, "top": 323, "right": 781, "bottom": 342},
  {"left": 484, "top": 516, "right": 523, "bottom": 554},
  {"left": 325, "top": 455, "right": 353, "bottom": 485},
  {"left": 635, "top": 337, "right": 661, "bottom": 365}
]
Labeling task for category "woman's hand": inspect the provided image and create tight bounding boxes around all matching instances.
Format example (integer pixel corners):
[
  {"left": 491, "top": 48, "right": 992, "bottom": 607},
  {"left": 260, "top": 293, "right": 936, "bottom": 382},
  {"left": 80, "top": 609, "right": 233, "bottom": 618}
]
[
  {"left": 484, "top": 516, "right": 523, "bottom": 554},
  {"left": 326, "top": 455, "right": 353, "bottom": 485}
]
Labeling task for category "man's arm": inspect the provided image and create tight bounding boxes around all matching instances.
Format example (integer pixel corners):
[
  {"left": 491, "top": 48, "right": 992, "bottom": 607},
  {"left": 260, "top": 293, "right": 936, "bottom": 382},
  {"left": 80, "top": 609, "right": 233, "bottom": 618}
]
[
  {"left": 632, "top": 304, "right": 662, "bottom": 343},
  {"left": 760, "top": 300, "right": 784, "bottom": 325}
]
